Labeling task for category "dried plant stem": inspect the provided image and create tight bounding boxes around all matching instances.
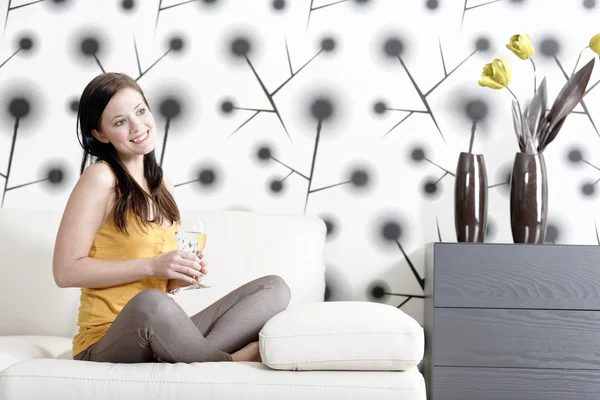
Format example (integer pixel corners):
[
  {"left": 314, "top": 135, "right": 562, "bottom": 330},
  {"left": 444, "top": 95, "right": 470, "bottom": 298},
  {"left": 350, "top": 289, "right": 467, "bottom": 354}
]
[
  {"left": 506, "top": 86, "right": 525, "bottom": 148},
  {"left": 506, "top": 86, "right": 523, "bottom": 119},
  {"left": 530, "top": 58, "right": 537, "bottom": 95},
  {"left": 571, "top": 46, "right": 588, "bottom": 77},
  {"left": 468, "top": 120, "right": 477, "bottom": 153}
]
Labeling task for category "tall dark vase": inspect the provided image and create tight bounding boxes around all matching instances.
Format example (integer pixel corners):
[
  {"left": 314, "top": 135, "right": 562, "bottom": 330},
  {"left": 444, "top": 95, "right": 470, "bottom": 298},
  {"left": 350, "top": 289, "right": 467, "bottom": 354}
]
[
  {"left": 454, "top": 152, "right": 488, "bottom": 242},
  {"left": 510, "top": 152, "right": 548, "bottom": 243}
]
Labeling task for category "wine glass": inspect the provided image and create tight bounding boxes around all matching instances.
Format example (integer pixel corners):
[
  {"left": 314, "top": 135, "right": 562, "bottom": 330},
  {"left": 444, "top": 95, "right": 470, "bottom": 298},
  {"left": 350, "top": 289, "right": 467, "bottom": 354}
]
[{"left": 176, "top": 217, "right": 210, "bottom": 290}]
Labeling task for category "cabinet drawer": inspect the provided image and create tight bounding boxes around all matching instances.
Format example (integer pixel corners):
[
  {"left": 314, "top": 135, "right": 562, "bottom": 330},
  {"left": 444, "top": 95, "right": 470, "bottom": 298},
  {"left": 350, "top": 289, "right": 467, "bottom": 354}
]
[
  {"left": 432, "top": 308, "right": 600, "bottom": 369},
  {"left": 430, "top": 243, "right": 600, "bottom": 309},
  {"left": 432, "top": 366, "right": 600, "bottom": 400}
]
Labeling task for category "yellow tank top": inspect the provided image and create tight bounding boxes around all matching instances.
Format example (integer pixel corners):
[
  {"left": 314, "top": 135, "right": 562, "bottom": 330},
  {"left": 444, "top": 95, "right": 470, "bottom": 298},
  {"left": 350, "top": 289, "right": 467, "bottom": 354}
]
[{"left": 72, "top": 162, "right": 179, "bottom": 357}]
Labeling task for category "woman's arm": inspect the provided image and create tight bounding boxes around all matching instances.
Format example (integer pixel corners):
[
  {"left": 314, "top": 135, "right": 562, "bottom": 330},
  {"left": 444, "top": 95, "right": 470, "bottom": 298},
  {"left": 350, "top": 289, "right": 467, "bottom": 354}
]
[{"left": 52, "top": 162, "right": 154, "bottom": 289}]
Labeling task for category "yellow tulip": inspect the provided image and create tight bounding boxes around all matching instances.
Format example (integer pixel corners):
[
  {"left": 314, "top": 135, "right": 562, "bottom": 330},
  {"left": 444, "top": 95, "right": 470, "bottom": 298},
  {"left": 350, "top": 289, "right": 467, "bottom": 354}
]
[
  {"left": 478, "top": 57, "right": 512, "bottom": 90},
  {"left": 506, "top": 34, "right": 534, "bottom": 60},
  {"left": 590, "top": 33, "right": 600, "bottom": 55}
]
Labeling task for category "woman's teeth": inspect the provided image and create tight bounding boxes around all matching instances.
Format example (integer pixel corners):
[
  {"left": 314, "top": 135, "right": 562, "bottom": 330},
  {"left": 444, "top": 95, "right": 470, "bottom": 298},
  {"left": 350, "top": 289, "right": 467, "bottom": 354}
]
[{"left": 131, "top": 132, "right": 148, "bottom": 143}]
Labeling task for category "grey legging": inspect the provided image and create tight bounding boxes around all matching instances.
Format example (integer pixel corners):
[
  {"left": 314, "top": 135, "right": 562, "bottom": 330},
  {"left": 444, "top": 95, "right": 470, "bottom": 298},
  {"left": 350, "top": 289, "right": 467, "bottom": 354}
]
[{"left": 73, "top": 275, "right": 291, "bottom": 363}]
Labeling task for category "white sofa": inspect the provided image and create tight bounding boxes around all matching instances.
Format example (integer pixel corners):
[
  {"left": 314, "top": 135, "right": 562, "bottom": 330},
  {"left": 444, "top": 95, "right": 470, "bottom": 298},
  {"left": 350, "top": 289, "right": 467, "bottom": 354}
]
[{"left": 0, "top": 208, "right": 425, "bottom": 400}]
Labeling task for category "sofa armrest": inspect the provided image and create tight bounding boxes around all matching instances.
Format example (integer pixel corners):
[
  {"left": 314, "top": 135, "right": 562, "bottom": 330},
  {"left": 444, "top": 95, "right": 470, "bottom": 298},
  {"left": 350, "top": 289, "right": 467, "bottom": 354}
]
[{"left": 0, "top": 336, "right": 72, "bottom": 373}]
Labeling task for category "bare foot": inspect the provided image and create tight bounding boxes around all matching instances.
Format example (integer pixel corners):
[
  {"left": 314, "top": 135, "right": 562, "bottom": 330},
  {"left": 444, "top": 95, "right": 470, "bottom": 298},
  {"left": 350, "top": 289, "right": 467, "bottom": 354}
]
[{"left": 231, "top": 341, "right": 261, "bottom": 362}]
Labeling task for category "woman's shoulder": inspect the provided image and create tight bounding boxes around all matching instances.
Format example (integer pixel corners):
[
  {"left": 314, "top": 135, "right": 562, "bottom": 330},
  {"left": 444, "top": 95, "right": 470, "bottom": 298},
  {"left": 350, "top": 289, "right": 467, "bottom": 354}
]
[
  {"left": 69, "top": 161, "right": 118, "bottom": 211},
  {"left": 81, "top": 161, "right": 117, "bottom": 189}
]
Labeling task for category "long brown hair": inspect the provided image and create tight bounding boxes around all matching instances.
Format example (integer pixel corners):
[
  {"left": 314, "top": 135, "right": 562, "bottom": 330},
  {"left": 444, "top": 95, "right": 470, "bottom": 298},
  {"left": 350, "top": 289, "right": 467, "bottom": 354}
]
[{"left": 77, "top": 72, "right": 180, "bottom": 234}]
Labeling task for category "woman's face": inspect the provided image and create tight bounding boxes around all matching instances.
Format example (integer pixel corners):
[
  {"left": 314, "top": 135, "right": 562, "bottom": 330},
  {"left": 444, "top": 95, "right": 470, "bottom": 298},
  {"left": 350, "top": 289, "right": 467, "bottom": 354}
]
[{"left": 92, "top": 87, "right": 156, "bottom": 161}]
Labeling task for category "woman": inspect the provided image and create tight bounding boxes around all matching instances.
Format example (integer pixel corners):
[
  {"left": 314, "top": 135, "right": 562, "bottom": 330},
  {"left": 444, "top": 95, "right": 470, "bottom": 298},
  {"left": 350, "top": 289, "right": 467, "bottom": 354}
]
[{"left": 52, "top": 72, "right": 291, "bottom": 364}]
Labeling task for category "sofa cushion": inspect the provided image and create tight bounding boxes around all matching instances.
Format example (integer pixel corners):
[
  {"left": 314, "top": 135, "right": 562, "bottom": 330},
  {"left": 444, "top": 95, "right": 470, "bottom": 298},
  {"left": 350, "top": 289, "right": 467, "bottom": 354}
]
[
  {"left": 258, "top": 301, "right": 424, "bottom": 371},
  {"left": 0, "top": 359, "right": 425, "bottom": 400}
]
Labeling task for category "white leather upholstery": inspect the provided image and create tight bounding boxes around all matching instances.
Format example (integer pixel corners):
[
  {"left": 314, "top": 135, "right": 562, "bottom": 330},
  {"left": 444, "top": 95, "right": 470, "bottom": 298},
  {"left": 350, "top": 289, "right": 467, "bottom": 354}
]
[
  {"left": 171, "top": 210, "right": 328, "bottom": 316},
  {"left": 259, "top": 301, "right": 424, "bottom": 371},
  {"left": 0, "top": 210, "right": 80, "bottom": 338},
  {"left": 0, "top": 208, "right": 425, "bottom": 400},
  {"left": 0, "top": 209, "right": 327, "bottom": 337},
  {"left": 0, "top": 336, "right": 72, "bottom": 373},
  {"left": 0, "top": 360, "right": 425, "bottom": 400}
]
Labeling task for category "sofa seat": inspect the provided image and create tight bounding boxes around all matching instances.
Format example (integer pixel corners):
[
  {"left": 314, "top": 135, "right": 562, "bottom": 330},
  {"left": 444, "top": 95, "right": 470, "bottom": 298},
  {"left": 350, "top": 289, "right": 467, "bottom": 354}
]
[{"left": 1, "top": 356, "right": 425, "bottom": 400}]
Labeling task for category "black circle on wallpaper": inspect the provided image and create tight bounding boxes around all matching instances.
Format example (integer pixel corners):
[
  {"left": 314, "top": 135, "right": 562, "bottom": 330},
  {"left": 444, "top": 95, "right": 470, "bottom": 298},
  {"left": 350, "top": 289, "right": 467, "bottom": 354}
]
[
  {"left": 310, "top": 97, "right": 335, "bottom": 121},
  {"left": 0, "top": 80, "right": 46, "bottom": 133},
  {"left": 195, "top": 165, "right": 220, "bottom": 188},
  {"left": 425, "top": 0, "right": 439, "bottom": 10},
  {"left": 465, "top": 99, "right": 489, "bottom": 121},
  {"left": 159, "top": 97, "right": 182, "bottom": 119},
  {"left": 367, "top": 280, "right": 391, "bottom": 302},
  {"left": 422, "top": 178, "right": 440, "bottom": 198},
  {"left": 383, "top": 37, "right": 405, "bottom": 57},
  {"left": 409, "top": 146, "right": 427, "bottom": 163},
  {"left": 475, "top": 37, "right": 491, "bottom": 52},
  {"left": 44, "top": 0, "right": 73, "bottom": 12},
  {"left": 39, "top": 162, "right": 69, "bottom": 191},
  {"left": 47, "top": 167, "right": 65, "bottom": 185},
  {"left": 382, "top": 221, "right": 402, "bottom": 241},
  {"left": 295, "top": 84, "right": 347, "bottom": 135},
  {"left": 68, "top": 98, "right": 79, "bottom": 114},
  {"left": 269, "top": 179, "right": 284, "bottom": 194},
  {"left": 18, "top": 35, "right": 34, "bottom": 52},
  {"left": 169, "top": 37, "right": 185, "bottom": 52},
  {"left": 373, "top": 100, "right": 387, "bottom": 115},
  {"left": 9, "top": 98, "right": 30, "bottom": 119},
  {"left": 121, "top": 0, "right": 135, "bottom": 11},
  {"left": 584, "top": 0, "right": 596, "bottom": 9},
  {"left": 220, "top": 99, "right": 235, "bottom": 114},
  {"left": 231, "top": 36, "right": 252, "bottom": 58},
  {"left": 369, "top": 209, "right": 413, "bottom": 253},
  {"left": 80, "top": 36, "right": 101, "bottom": 56},
  {"left": 70, "top": 28, "right": 110, "bottom": 67},
  {"left": 320, "top": 37, "right": 336, "bottom": 52},
  {"left": 349, "top": 168, "right": 370, "bottom": 189},
  {"left": 146, "top": 79, "right": 198, "bottom": 131},
  {"left": 581, "top": 182, "right": 596, "bottom": 196},
  {"left": 272, "top": 0, "right": 285, "bottom": 11},
  {"left": 256, "top": 145, "right": 273, "bottom": 162},
  {"left": 539, "top": 37, "right": 561, "bottom": 57},
  {"left": 567, "top": 148, "right": 583, "bottom": 163}
]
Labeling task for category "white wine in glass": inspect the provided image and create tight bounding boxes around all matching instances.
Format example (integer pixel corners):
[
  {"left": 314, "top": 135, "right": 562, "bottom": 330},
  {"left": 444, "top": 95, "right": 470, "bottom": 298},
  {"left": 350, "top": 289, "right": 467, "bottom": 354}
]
[{"left": 176, "top": 217, "right": 210, "bottom": 290}]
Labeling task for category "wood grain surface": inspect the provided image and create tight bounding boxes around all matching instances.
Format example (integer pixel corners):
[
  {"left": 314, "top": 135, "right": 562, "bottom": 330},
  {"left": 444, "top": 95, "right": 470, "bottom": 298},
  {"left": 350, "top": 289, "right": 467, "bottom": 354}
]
[
  {"left": 433, "top": 366, "right": 600, "bottom": 400},
  {"left": 431, "top": 243, "right": 600, "bottom": 309}
]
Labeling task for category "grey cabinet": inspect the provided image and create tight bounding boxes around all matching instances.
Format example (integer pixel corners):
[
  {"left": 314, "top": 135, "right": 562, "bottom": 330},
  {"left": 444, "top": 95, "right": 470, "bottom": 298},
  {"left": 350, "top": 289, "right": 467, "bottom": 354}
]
[{"left": 424, "top": 243, "right": 600, "bottom": 400}]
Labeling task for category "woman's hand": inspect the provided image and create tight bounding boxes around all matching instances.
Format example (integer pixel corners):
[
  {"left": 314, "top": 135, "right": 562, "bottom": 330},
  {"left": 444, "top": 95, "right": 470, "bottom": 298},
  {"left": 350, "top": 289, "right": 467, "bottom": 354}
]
[
  {"left": 167, "top": 253, "right": 208, "bottom": 289},
  {"left": 150, "top": 250, "right": 205, "bottom": 284}
]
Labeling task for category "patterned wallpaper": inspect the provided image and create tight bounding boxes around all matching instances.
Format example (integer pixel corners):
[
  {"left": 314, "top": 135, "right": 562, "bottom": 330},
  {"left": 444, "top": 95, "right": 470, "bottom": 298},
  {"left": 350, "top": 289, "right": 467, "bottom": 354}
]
[{"left": 1, "top": 0, "right": 600, "bottom": 324}]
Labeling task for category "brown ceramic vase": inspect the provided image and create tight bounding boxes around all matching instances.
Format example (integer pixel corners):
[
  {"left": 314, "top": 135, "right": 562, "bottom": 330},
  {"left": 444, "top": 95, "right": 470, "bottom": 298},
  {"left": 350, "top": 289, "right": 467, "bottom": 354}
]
[
  {"left": 510, "top": 152, "right": 548, "bottom": 243},
  {"left": 454, "top": 152, "right": 488, "bottom": 242}
]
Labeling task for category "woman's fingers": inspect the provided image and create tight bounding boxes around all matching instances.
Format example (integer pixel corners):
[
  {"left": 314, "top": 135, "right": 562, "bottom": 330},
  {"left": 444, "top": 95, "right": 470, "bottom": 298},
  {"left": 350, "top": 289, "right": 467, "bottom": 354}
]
[{"left": 172, "top": 271, "right": 197, "bottom": 284}]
